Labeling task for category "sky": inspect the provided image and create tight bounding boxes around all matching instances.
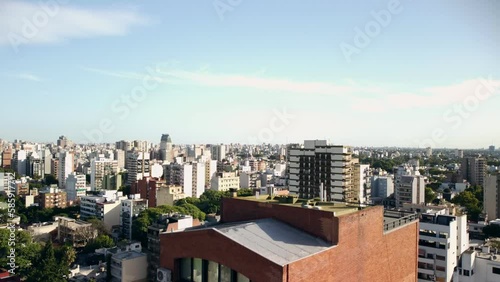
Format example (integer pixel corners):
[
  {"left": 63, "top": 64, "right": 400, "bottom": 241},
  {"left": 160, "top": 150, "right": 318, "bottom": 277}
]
[{"left": 0, "top": 0, "right": 499, "bottom": 148}]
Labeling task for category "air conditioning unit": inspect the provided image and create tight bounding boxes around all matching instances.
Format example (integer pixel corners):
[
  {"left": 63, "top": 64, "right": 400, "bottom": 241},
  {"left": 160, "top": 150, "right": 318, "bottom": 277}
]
[{"left": 157, "top": 268, "right": 172, "bottom": 282}]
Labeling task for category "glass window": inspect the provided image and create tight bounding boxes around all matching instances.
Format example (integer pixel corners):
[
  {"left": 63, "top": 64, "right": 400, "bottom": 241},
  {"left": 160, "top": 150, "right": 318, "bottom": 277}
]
[
  {"left": 220, "top": 264, "right": 231, "bottom": 282},
  {"left": 237, "top": 272, "right": 250, "bottom": 282},
  {"left": 493, "top": 267, "right": 500, "bottom": 275},
  {"left": 193, "top": 258, "right": 202, "bottom": 282},
  {"left": 207, "top": 260, "right": 219, "bottom": 282},
  {"left": 180, "top": 258, "right": 192, "bottom": 281},
  {"left": 464, "top": 270, "right": 470, "bottom": 276}
]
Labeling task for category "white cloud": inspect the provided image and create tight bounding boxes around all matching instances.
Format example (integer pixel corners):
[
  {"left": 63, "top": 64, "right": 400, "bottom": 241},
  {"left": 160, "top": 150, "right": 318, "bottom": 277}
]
[
  {"left": 9, "top": 73, "right": 42, "bottom": 82},
  {"left": 352, "top": 77, "right": 500, "bottom": 112},
  {"left": 0, "top": 1, "right": 148, "bottom": 47},
  {"left": 81, "top": 66, "right": 500, "bottom": 113}
]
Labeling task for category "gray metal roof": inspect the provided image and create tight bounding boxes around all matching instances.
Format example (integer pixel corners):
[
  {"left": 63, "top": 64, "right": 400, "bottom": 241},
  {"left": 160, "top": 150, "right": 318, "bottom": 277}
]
[{"left": 214, "top": 218, "right": 332, "bottom": 266}]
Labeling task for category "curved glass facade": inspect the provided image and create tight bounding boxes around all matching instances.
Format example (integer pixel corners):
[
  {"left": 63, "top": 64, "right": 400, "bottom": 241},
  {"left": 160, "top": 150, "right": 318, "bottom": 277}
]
[{"left": 178, "top": 258, "right": 251, "bottom": 282}]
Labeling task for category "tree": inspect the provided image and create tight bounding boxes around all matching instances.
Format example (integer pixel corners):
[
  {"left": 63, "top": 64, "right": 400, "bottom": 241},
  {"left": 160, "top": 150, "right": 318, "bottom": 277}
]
[
  {"left": 452, "top": 186, "right": 483, "bottom": 221},
  {"left": 57, "top": 245, "right": 76, "bottom": 267},
  {"left": 44, "top": 174, "right": 58, "bottom": 185},
  {"left": 425, "top": 187, "right": 436, "bottom": 204},
  {"left": 27, "top": 241, "right": 68, "bottom": 282},
  {"left": 87, "top": 217, "right": 108, "bottom": 236},
  {"left": 84, "top": 235, "right": 115, "bottom": 253},
  {"left": 0, "top": 208, "right": 8, "bottom": 224}
]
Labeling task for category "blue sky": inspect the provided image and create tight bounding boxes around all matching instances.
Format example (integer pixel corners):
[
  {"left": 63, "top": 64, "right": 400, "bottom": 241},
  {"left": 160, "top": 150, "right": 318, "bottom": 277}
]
[{"left": 0, "top": 0, "right": 499, "bottom": 148}]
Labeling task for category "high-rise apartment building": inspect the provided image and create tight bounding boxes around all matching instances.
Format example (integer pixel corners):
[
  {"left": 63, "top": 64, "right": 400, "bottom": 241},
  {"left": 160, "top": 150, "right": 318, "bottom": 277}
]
[
  {"left": 417, "top": 213, "right": 469, "bottom": 282},
  {"left": 211, "top": 144, "right": 226, "bottom": 162},
  {"left": 91, "top": 156, "right": 119, "bottom": 191},
  {"left": 159, "top": 134, "right": 173, "bottom": 162},
  {"left": 120, "top": 197, "right": 148, "bottom": 240},
  {"left": 116, "top": 140, "right": 132, "bottom": 151},
  {"left": 58, "top": 151, "right": 74, "bottom": 188},
  {"left": 461, "top": 157, "right": 486, "bottom": 187},
  {"left": 205, "top": 160, "right": 217, "bottom": 189},
  {"left": 394, "top": 167, "right": 425, "bottom": 208},
  {"left": 1, "top": 148, "right": 13, "bottom": 169},
  {"left": 287, "top": 140, "right": 360, "bottom": 202},
  {"left": 164, "top": 163, "right": 193, "bottom": 197},
  {"left": 13, "top": 150, "right": 27, "bottom": 176},
  {"left": 126, "top": 152, "right": 150, "bottom": 186},
  {"left": 192, "top": 162, "right": 206, "bottom": 198},
  {"left": 66, "top": 173, "right": 88, "bottom": 202},
  {"left": 484, "top": 175, "right": 500, "bottom": 221}
]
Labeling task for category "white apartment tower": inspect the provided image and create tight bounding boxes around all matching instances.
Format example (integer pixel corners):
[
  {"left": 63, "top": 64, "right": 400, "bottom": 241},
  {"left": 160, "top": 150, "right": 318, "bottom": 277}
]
[
  {"left": 395, "top": 165, "right": 425, "bottom": 208},
  {"left": 418, "top": 213, "right": 469, "bottom": 282},
  {"left": 58, "top": 151, "right": 74, "bottom": 188},
  {"left": 192, "top": 162, "right": 206, "bottom": 198}
]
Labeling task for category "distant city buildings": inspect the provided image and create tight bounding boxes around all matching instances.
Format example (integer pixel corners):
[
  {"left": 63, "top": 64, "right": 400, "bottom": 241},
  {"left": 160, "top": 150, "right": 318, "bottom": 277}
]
[
  {"left": 394, "top": 165, "right": 425, "bottom": 207},
  {"left": 461, "top": 157, "right": 486, "bottom": 187}
]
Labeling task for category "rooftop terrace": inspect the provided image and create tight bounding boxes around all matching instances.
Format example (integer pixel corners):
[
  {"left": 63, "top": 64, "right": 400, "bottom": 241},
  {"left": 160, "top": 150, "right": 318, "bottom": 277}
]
[{"left": 238, "top": 195, "right": 362, "bottom": 216}]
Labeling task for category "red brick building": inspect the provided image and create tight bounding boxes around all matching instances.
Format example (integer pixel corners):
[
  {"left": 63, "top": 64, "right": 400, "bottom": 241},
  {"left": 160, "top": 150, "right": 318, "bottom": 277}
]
[
  {"left": 131, "top": 177, "right": 164, "bottom": 208},
  {"left": 159, "top": 197, "right": 419, "bottom": 282}
]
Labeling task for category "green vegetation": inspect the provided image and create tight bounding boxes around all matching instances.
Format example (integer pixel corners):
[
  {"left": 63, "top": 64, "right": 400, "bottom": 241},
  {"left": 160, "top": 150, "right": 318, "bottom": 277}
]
[
  {"left": 26, "top": 241, "right": 69, "bottom": 282},
  {"left": 131, "top": 189, "right": 255, "bottom": 245},
  {"left": 425, "top": 187, "right": 436, "bottom": 204},
  {"left": 83, "top": 235, "right": 115, "bottom": 254},
  {"left": 131, "top": 204, "right": 206, "bottom": 246},
  {"left": 451, "top": 185, "right": 483, "bottom": 221},
  {"left": 360, "top": 156, "right": 409, "bottom": 172},
  {"left": 16, "top": 198, "right": 80, "bottom": 224}
]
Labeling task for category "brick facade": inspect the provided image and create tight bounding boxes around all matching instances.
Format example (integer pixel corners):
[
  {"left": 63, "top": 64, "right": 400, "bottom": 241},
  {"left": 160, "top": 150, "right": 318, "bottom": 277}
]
[{"left": 160, "top": 198, "right": 418, "bottom": 282}]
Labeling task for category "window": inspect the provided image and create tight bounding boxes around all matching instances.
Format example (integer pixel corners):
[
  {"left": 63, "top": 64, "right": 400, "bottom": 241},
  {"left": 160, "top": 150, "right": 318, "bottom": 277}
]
[
  {"left": 463, "top": 270, "right": 470, "bottom": 276},
  {"left": 493, "top": 267, "right": 500, "bottom": 275},
  {"left": 180, "top": 258, "right": 192, "bottom": 281},
  {"left": 436, "top": 255, "right": 445, "bottom": 261}
]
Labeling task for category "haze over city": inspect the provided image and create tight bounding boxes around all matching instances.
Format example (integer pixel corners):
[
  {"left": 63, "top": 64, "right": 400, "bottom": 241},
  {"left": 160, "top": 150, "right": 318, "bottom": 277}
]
[{"left": 1, "top": 0, "right": 499, "bottom": 148}]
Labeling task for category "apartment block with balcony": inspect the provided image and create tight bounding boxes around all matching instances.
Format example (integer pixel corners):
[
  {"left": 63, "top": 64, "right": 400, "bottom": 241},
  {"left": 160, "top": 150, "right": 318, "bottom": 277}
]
[
  {"left": 461, "top": 157, "right": 486, "bottom": 187},
  {"left": 417, "top": 213, "right": 468, "bottom": 282},
  {"left": 211, "top": 171, "right": 240, "bottom": 192},
  {"left": 287, "top": 140, "right": 360, "bottom": 202},
  {"left": 91, "top": 156, "right": 118, "bottom": 191},
  {"left": 37, "top": 186, "right": 67, "bottom": 208},
  {"left": 120, "top": 197, "right": 148, "bottom": 240},
  {"left": 80, "top": 190, "right": 127, "bottom": 231}
]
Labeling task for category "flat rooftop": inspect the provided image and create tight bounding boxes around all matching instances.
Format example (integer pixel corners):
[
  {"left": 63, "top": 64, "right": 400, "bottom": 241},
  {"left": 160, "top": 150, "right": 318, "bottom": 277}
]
[
  {"left": 215, "top": 218, "right": 332, "bottom": 266},
  {"left": 238, "top": 195, "right": 361, "bottom": 216},
  {"left": 113, "top": 251, "right": 146, "bottom": 261}
]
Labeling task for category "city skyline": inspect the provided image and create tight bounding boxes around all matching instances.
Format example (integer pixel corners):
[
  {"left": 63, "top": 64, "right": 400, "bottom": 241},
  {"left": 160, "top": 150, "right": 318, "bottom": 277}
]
[{"left": 1, "top": 0, "right": 499, "bottom": 147}]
